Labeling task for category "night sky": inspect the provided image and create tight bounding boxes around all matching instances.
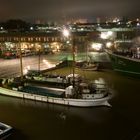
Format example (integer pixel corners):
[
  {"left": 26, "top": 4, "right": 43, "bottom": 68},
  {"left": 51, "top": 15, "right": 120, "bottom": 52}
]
[{"left": 0, "top": 0, "right": 140, "bottom": 21}]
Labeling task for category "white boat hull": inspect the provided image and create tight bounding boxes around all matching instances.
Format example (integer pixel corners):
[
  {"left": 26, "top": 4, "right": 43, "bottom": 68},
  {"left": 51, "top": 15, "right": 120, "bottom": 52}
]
[
  {"left": 0, "top": 87, "right": 111, "bottom": 107},
  {"left": 0, "top": 122, "right": 12, "bottom": 140}
]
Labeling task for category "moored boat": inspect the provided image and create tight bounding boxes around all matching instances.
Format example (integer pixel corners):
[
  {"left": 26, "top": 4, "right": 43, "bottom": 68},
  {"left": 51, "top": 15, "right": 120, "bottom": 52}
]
[
  {"left": 0, "top": 77, "right": 111, "bottom": 107},
  {"left": 76, "top": 60, "right": 99, "bottom": 71},
  {"left": 0, "top": 122, "right": 12, "bottom": 140},
  {"left": 106, "top": 50, "right": 140, "bottom": 77}
]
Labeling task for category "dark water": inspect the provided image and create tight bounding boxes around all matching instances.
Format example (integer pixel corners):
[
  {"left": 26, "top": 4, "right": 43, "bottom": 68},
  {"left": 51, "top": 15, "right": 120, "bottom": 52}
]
[{"left": 1, "top": 70, "right": 140, "bottom": 140}]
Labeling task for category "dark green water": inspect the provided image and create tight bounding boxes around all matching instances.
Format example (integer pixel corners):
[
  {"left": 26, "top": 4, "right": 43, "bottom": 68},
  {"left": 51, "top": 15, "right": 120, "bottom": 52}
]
[{"left": 1, "top": 70, "right": 140, "bottom": 140}]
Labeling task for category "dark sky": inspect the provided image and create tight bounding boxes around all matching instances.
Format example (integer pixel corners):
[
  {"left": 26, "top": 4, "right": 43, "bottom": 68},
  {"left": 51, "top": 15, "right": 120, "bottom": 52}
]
[{"left": 0, "top": 0, "right": 140, "bottom": 21}]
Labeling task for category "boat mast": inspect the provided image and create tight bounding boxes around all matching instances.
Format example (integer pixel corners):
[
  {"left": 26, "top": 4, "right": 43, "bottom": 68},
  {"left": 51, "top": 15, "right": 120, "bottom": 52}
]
[
  {"left": 19, "top": 42, "right": 23, "bottom": 80},
  {"left": 72, "top": 34, "right": 75, "bottom": 88},
  {"left": 86, "top": 38, "right": 88, "bottom": 63},
  {"left": 38, "top": 48, "right": 41, "bottom": 72},
  {"left": 63, "top": 28, "right": 76, "bottom": 87}
]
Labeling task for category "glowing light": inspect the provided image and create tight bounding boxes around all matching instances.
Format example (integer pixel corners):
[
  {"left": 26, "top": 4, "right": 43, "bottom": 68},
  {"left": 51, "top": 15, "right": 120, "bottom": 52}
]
[
  {"left": 100, "top": 33, "right": 108, "bottom": 39},
  {"left": 106, "top": 42, "right": 112, "bottom": 48},
  {"left": 117, "top": 22, "right": 121, "bottom": 25},
  {"left": 100, "top": 31, "right": 114, "bottom": 39},
  {"left": 137, "top": 23, "right": 140, "bottom": 26},
  {"left": 63, "top": 29, "right": 70, "bottom": 37},
  {"left": 107, "top": 31, "right": 113, "bottom": 36},
  {"left": 27, "top": 65, "right": 30, "bottom": 70},
  {"left": 91, "top": 43, "right": 102, "bottom": 51},
  {"left": 30, "top": 27, "right": 33, "bottom": 30},
  {"left": 24, "top": 69, "right": 28, "bottom": 74}
]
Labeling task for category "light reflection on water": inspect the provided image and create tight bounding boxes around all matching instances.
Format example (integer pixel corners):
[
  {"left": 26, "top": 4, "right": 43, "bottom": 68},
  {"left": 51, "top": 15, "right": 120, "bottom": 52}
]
[{"left": 0, "top": 70, "right": 140, "bottom": 140}]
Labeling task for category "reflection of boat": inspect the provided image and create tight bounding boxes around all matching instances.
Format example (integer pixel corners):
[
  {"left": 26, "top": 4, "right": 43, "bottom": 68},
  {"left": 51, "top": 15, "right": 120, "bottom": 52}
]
[
  {"left": 0, "top": 122, "right": 12, "bottom": 140},
  {"left": 106, "top": 50, "right": 140, "bottom": 77}
]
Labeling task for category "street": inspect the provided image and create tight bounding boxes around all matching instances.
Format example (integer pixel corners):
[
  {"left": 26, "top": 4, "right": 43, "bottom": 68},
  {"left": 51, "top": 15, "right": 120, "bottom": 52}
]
[{"left": 0, "top": 55, "right": 59, "bottom": 78}]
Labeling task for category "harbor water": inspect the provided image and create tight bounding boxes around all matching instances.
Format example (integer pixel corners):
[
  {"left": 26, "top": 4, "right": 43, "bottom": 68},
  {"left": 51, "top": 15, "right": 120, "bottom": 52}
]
[{"left": 1, "top": 70, "right": 140, "bottom": 140}]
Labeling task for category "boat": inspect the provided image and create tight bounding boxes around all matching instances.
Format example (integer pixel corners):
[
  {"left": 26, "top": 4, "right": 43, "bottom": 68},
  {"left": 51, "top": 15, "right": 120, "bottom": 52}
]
[
  {"left": 25, "top": 71, "right": 69, "bottom": 87},
  {"left": 76, "top": 60, "right": 99, "bottom": 71},
  {"left": 0, "top": 76, "right": 111, "bottom": 107},
  {"left": 0, "top": 122, "right": 12, "bottom": 140},
  {"left": 81, "top": 62, "right": 99, "bottom": 71},
  {"left": 106, "top": 50, "right": 140, "bottom": 77}
]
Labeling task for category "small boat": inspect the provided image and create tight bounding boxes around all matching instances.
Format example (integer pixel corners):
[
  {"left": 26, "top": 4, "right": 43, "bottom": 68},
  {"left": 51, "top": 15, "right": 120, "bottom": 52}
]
[
  {"left": 106, "top": 50, "right": 140, "bottom": 77},
  {"left": 76, "top": 60, "right": 99, "bottom": 71},
  {"left": 0, "top": 122, "right": 12, "bottom": 140},
  {"left": 81, "top": 63, "right": 99, "bottom": 71}
]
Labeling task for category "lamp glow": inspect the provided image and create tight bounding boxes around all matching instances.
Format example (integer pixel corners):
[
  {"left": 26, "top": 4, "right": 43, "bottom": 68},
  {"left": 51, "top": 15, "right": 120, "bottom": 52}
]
[
  {"left": 63, "top": 29, "right": 70, "bottom": 37},
  {"left": 91, "top": 43, "right": 102, "bottom": 51},
  {"left": 106, "top": 42, "right": 112, "bottom": 48}
]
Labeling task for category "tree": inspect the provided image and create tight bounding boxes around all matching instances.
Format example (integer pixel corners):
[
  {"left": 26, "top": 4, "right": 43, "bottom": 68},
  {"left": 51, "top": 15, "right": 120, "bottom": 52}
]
[{"left": 4, "top": 19, "right": 30, "bottom": 32}]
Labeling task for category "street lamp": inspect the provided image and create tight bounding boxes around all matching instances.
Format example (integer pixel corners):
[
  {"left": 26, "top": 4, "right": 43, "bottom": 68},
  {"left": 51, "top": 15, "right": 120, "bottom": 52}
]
[{"left": 63, "top": 29, "right": 70, "bottom": 38}]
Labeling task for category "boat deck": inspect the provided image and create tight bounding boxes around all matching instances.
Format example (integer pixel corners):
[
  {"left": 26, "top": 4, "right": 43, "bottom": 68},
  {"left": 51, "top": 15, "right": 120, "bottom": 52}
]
[{"left": 20, "top": 85, "right": 65, "bottom": 98}]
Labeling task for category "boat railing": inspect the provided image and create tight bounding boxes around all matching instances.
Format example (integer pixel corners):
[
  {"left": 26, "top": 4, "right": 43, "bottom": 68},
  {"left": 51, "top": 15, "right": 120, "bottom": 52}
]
[
  {"left": 114, "top": 51, "right": 140, "bottom": 59},
  {"left": 90, "top": 83, "right": 110, "bottom": 93}
]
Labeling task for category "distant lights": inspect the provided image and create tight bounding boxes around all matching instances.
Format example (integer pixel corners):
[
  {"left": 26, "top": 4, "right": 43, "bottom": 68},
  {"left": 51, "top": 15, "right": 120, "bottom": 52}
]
[
  {"left": 0, "top": 27, "right": 3, "bottom": 30},
  {"left": 66, "top": 40, "right": 70, "bottom": 44},
  {"left": 107, "top": 31, "right": 113, "bottom": 36},
  {"left": 117, "top": 22, "right": 121, "bottom": 25},
  {"left": 30, "top": 27, "right": 33, "bottom": 30},
  {"left": 106, "top": 42, "right": 112, "bottom": 48},
  {"left": 91, "top": 43, "right": 102, "bottom": 51},
  {"left": 100, "top": 31, "right": 113, "bottom": 39},
  {"left": 113, "top": 18, "right": 120, "bottom": 23},
  {"left": 137, "top": 23, "right": 140, "bottom": 26},
  {"left": 100, "top": 33, "right": 108, "bottom": 39},
  {"left": 62, "top": 29, "right": 70, "bottom": 37}
]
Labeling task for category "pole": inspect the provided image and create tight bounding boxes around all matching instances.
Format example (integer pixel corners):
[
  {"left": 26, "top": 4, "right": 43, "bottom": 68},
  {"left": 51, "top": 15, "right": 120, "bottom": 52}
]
[
  {"left": 86, "top": 40, "right": 88, "bottom": 62},
  {"left": 19, "top": 42, "right": 23, "bottom": 80},
  {"left": 38, "top": 49, "right": 40, "bottom": 72},
  {"left": 72, "top": 35, "right": 75, "bottom": 88}
]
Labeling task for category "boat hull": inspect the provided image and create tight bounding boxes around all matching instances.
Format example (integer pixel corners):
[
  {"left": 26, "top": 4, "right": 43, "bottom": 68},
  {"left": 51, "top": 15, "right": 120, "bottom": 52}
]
[
  {"left": 0, "top": 122, "right": 12, "bottom": 140},
  {"left": 0, "top": 87, "right": 111, "bottom": 107},
  {"left": 107, "top": 51, "right": 140, "bottom": 77}
]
